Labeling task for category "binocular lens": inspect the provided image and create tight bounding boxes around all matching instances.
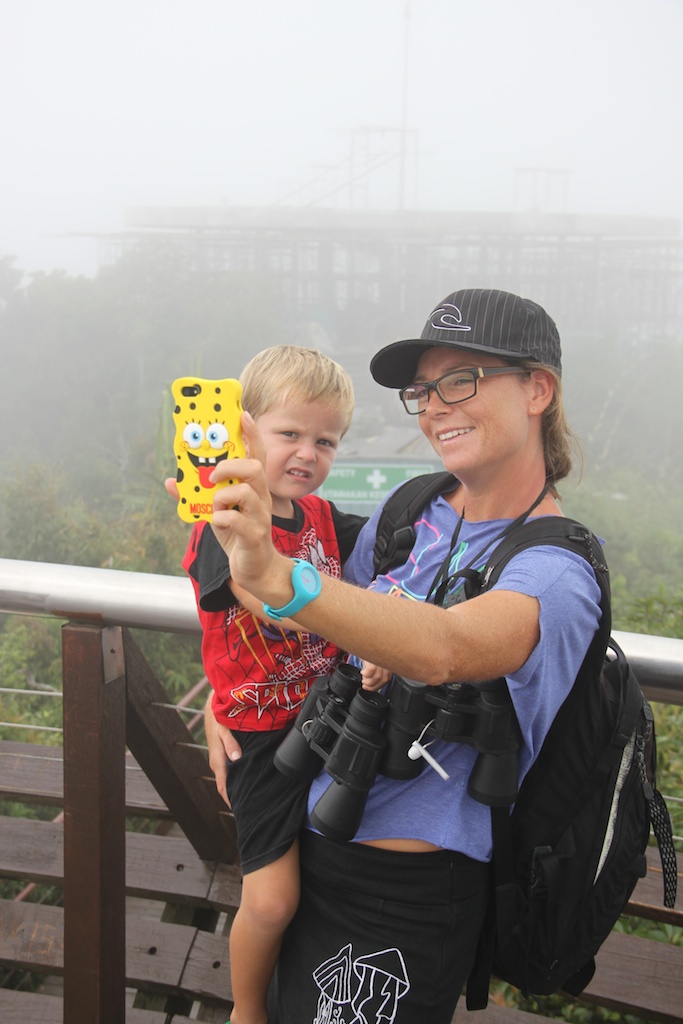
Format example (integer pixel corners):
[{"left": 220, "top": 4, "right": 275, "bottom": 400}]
[
  {"left": 468, "top": 749, "right": 519, "bottom": 806},
  {"left": 310, "top": 779, "right": 368, "bottom": 843},
  {"left": 310, "top": 689, "right": 389, "bottom": 842}
]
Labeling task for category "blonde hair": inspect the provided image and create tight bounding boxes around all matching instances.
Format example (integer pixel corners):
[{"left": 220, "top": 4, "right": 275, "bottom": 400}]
[
  {"left": 516, "top": 359, "right": 582, "bottom": 490},
  {"left": 240, "top": 346, "right": 355, "bottom": 436}
]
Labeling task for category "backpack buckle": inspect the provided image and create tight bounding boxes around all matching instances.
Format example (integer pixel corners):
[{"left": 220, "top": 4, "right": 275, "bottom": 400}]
[{"left": 530, "top": 846, "right": 553, "bottom": 899}]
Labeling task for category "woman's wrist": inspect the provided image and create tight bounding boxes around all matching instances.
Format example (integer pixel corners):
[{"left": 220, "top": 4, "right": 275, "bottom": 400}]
[
  {"left": 263, "top": 559, "right": 322, "bottom": 622},
  {"left": 252, "top": 553, "right": 301, "bottom": 612}
]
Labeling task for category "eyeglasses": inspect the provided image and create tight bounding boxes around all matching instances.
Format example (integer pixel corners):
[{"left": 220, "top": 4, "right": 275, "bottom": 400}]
[{"left": 399, "top": 366, "right": 530, "bottom": 415}]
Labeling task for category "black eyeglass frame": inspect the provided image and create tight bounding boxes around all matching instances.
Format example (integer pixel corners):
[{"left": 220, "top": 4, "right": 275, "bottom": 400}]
[{"left": 399, "top": 365, "right": 530, "bottom": 415}]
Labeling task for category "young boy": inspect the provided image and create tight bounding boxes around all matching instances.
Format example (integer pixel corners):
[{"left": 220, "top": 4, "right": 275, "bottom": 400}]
[{"left": 181, "top": 346, "right": 385, "bottom": 1024}]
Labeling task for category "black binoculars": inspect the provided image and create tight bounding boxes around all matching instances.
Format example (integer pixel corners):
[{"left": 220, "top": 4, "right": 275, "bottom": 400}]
[{"left": 274, "top": 664, "right": 520, "bottom": 843}]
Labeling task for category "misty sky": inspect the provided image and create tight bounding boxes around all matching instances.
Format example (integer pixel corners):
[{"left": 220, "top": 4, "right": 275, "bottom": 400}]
[{"left": 2, "top": 0, "right": 682, "bottom": 276}]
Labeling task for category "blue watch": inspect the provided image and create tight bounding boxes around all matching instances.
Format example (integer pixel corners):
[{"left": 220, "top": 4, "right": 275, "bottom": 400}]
[{"left": 263, "top": 559, "right": 322, "bottom": 622}]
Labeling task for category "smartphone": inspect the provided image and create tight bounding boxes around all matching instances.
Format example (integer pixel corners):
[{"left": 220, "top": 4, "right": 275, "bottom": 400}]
[{"left": 171, "top": 376, "right": 246, "bottom": 522}]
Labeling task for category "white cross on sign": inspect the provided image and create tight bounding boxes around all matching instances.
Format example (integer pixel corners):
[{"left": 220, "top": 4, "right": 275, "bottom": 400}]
[
  {"left": 318, "top": 463, "right": 436, "bottom": 506},
  {"left": 366, "top": 469, "right": 388, "bottom": 490}
]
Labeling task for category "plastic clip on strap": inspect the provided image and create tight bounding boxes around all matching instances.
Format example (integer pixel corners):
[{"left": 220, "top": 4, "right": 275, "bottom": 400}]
[
  {"left": 408, "top": 722, "right": 450, "bottom": 780},
  {"left": 262, "top": 559, "right": 322, "bottom": 622}
]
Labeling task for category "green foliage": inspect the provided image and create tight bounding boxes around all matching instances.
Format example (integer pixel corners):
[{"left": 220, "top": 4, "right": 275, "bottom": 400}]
[
  {"left": 492, "top": 979, "right": 649, "bottom": 1023},
  {"left": 0, "top": 617, "right": 64, "bottom": 743},
  {"left": 615, "top": 914, "right": 683, "bottom": 946},
  {"left": 0, "top": 800, "right": 61, "bottom": 822},
  {"left": 0, "top": 244, "right": 290, "bottom": 505},
  {"left": 648, "top": 703, "right": 683, "bottom": 845},
  {"left": 131, "top": 628, "right": 204, "bottom": 706},
  {"left": 616, "top": 586, "right": 683, "bottom": 640},
  {"left": 0, "top": 457, "right": 204, "bottom": 738},
  {"left": 0, "top": 452, "right": 190, "bottom": 572},
  {"left": 561, "top": 470, "right": 683, "bottom": 638},
  {"left": 0, "top": 878, "right": 62, "bottom": 906}
]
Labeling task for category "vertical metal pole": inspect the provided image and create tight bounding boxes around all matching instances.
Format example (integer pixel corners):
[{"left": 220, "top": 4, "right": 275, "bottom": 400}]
[
  {"left": 398, "top": 3, "right": 411, "bottom": 210},
  {"left": 62, "top": 624, "right": 126, "bottom": 1024}
]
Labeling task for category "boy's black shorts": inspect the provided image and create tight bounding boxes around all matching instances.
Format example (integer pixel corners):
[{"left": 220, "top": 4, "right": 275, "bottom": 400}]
[
  {"left": 226, "top": 725, "right": 310, "bottom": 875},
  {"left": 268, "top": 829, "right": 489, "bottom": 1023}
]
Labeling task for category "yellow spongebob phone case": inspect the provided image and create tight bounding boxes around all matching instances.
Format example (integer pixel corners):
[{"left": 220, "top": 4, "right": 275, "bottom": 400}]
[{"left": 171, "top": 376, "right": 246, "bottom": 522}]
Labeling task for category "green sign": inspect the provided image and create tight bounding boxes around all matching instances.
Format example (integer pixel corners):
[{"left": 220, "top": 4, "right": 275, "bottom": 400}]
[{"left": 318, "top": 463, "right": 434, "bottom": 505}]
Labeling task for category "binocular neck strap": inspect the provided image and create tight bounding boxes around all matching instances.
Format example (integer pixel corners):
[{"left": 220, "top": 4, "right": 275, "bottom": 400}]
[{"left": 427, "top": 486, "right": 549, "bottom": 608}]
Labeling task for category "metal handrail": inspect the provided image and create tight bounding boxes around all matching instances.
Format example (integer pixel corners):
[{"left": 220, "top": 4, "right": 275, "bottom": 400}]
[
  {"left": 0, "top": 557, "right": 198, "bottom": 634},
  {"left": 1, "top": 556, "right": 683, "bottom": 703}
]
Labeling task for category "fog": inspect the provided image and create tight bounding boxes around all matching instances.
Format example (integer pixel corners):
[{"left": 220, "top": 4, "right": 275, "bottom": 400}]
[{"left": 1, "top": 0, "right": 682, "bottom": 276}]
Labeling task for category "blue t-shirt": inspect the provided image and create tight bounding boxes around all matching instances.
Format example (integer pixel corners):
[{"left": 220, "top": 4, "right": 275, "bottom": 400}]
[{"left": 306, "top": 487, "right": 602, "bottom": 862}]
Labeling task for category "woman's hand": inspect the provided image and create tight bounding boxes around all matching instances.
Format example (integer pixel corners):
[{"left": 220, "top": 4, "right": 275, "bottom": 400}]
[
  {"left": 209, "top": 413, "right": 288, "bottom": 600},
  {"left": 204, "top": 696, "right": 242, "bottom": 807}
]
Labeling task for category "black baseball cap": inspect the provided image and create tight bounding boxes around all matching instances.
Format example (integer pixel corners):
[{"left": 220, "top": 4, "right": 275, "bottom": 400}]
[{"left": 370, "top": 288, "right": 562, "bottom": 388}]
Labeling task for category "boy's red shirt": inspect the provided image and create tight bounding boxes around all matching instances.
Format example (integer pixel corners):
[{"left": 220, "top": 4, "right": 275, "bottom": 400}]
[{"left": 183, "top": 494, "right": 349, "bottom": 731}]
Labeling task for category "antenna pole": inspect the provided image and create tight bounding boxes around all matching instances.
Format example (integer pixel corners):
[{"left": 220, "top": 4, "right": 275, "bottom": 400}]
[{"left": 398, "top": 3, "right": 411, "bottom": 210}]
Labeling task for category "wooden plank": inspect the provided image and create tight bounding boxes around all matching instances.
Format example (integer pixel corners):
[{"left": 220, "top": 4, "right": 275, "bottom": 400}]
[
  {"left": 581, "top": 930, "right": 682, "bottom": 1024},
  {"left": 3, "top": 899, "right": 680, "bottom": 1024},
  {"left": 0, "top": 740, "right": 63, "bottom": 761},
  {"left": 125, "top": 831, "right": 241, "bottom": 909},
  {"left": 206, "top": 859, "right": 243, "bottom": 915},
  {"left": 0, "top": 815, "right": 241, "bottom": 910},
  {"left": 626, "top": 846, "right": 683, "bottom": 927},
  {"left": 0, "top": 899, "right": 232, "bottom": 1005},
  {"left": 0, "top": 815, "right": 64, "bottom": 883},
  {"left": 0, "top": 741, "right": 64, "bottom": 808},
  {"left": 0, "top": 741, "right": 171, "bottom": 816},
  {"left": 123, "top": 629, "right": 237, "bottom": 862},
  {"left": 125, "top": 915, "right": 198, "bottom": 991},
  {"left": 453, "top": 931, "right": 683, "bottom": 1024},
  {"left": 4, "top": 812, "right": 677, "bottom": 926},
  {"left": 0, "top": 900, "right": 187, "bottom": 991},
  {"left": 180, "top": 926, "right": 234, "bottom": 1002},
  {"left": 453, "top": 1005, "right": 555, "bottom": 1024},
  {"left": 0, "top": 992, "right": 65, "bottom": 1024},
  {"left": 0, "top": 990, "right": 199, "bottom": 1023},
  {"left": 0, "top": 900, "right": 63, "bottom": 973},
  {"left": 4, "top": 737, "right": 670, "bottom": 919}
]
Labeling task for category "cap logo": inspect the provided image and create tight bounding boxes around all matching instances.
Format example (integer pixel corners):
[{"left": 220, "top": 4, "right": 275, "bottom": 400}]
[{"left": 430, "top": 303, "right": 472, "bottom": 333}]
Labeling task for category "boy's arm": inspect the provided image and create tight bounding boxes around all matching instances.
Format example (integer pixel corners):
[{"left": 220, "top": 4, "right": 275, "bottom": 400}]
[{"left": 360, "top": 662, "right": 392, "bottom": 691}]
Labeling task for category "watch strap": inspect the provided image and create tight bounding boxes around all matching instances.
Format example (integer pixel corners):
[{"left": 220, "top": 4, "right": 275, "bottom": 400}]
[{"left": 263, "top": 559, "right": 322, "bottom": 622}]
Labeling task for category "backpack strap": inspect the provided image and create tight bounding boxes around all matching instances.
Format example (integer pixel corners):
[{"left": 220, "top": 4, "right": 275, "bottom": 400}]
[
  {"left": 477, "top": 516, "right": 609, "bottom": 607},
  {"left": 372, "top": 471, "right": 457, "bottom": 577}
]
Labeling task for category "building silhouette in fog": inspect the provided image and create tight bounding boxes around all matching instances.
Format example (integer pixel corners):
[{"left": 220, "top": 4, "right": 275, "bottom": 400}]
[
  {"left": 105, "top": 205, "right": 682, "bottom": 357},
  {"left": 98, "top": 204, "right": 683, "bottom": 469}
]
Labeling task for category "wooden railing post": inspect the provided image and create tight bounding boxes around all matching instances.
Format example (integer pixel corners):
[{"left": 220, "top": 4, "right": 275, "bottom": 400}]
[{"left": 62, "top": 624, "right": 126, "bottom": 1024}]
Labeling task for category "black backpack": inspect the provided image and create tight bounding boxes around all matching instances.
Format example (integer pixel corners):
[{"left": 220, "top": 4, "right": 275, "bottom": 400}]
[{"left": 373, "top": 474, "right": 678, "bottom": 1005}]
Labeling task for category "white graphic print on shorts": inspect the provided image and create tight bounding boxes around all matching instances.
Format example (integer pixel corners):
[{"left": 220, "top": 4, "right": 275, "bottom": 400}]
[{"left": 312, "top": 943, "right": 410, "bottom": 1023}]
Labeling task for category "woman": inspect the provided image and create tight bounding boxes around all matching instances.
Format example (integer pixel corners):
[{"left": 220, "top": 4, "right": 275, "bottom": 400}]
[{"left": 207, "top": 288, "right": 602, "bottom": 1024}]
